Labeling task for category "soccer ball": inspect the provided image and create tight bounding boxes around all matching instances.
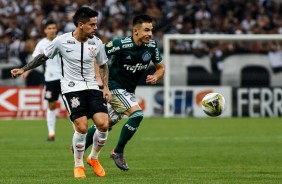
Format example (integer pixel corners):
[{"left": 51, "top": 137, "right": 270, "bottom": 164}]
[{"left": 201, "top": 93, "right": 226, "bottom": 117}]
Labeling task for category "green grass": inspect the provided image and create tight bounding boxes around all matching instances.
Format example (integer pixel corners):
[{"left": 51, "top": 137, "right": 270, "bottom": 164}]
[{"left": 0, "top": 118, "right": 281, "bottom": 184}]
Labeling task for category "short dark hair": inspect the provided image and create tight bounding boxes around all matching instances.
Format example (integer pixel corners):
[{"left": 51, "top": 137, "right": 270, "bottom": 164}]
[
  {"left": 73, "top": 7, "right": 99, "bottom": 27},
  {"left": 133, "top": 14, "right": 152, "bottom": 26},
  {"left": 44, "top": 20, "right": 56, "bottom": 28}
]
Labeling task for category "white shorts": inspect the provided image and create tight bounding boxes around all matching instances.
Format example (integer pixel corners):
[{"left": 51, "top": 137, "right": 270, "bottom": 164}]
[{"left": 110, "top": 89, "right": 139, "bottom": 113}]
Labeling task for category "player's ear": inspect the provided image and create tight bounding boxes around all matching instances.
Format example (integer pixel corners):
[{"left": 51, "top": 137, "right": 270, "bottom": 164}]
[
  {"left": 78, "top": 22, "right": 83, "bottom": 29},
  {"left": 133, "top": 28, "right": 138, "bottom": 36}
]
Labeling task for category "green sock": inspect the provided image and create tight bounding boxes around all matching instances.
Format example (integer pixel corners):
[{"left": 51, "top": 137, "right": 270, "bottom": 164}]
[
  {"left": 85, "top": 125, "right": 96, "bottom": 151},
  {"left": 115, "top": 110, "right": 143, "bottom": 153}
]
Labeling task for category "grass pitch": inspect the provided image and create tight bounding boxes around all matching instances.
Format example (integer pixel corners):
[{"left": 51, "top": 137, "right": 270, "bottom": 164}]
[{"left": 0, "top": 117, "right": 281, "bottom": 184}]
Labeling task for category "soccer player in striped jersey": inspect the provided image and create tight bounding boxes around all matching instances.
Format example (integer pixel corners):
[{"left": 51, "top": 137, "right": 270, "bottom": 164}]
[{"left": 11, "top": 7, "right": 111, "bottom": 178}]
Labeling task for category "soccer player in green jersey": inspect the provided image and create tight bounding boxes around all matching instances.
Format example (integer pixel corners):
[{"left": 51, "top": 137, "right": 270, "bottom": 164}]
[{"left": 85, "top": 14, "right": 165, "bottom": 171}]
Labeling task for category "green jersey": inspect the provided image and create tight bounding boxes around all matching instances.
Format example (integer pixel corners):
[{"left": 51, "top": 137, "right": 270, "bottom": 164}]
[{"left": 105, "top": 36, "right": 162, "bottom": 93}]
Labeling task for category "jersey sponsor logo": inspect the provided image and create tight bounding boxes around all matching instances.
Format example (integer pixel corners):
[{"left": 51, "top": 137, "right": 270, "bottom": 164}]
[
  {"left": 122, "top": 43, "right": 133, "bottom": 48},
  {"left": 145, "top": 43, "right": 156, "bottom": 48},
  {"left": 125, "top": 124, "right": 136, "bottom": 131},
  {"left": 66, "top": 49, "right": 73, "bottom": 53},
  {"left": 142, "top": 52, "right": 151, "bottom": 62},
  {"left": 88, "top": 41, "right": 96, "bottom": 45},
  {"left": 123, "top": 63, "right": 148, "bottom": 73},
  {"left": 121, "top": 37, "right": 132, "bottom": 44},
  {"left": 70, "top": 97, "right": 80, "bottom": 108},
  {"left": 67, "top": 40, "right": 75, "bottom": 44},
  {"left": 68, "top": 81, "right": 75, "bottom": 87},
  {"left": 88, "top": 47, "right": 97, "bottom": 58},
  {"left": 145, "top": 41, "right": 156, "bottom": 48},
  {"left": 106, "top": 41, "right": 113, "bottom": 47},
  {"left": 107, "top": 46, "right": 120, "bottom": 54}
]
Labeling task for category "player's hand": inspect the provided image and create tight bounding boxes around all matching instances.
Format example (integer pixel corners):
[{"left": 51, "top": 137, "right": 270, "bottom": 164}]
[
  {"left": 21, "top": 70, "right": 31, "bottom": 79},
  {"left": 103, "top": 87, "right": 112, "bottom": 103},
  {"left": 11, "top": 68, "right": 24, "bottom": 78},
  {"left": 146, "top": 75, "right": 158, "bottom": 85}
]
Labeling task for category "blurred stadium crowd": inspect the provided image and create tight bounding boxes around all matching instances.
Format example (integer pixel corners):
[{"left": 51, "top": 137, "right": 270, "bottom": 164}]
[{"left": 0, "top": 0, "right": 281, "bottom": 67}]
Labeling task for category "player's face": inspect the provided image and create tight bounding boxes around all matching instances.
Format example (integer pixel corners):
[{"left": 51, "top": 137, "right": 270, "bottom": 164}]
[
  {"left": 81, "top": 17, "right": 98, "bottom": 39},
  {"left": 135, "top": 22, "right": 153, "bottom": 45},
  {"left": 44, "top": 24, "right": 57, "bottom": 40}
]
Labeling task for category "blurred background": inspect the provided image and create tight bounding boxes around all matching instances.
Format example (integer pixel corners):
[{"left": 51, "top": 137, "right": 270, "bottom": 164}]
[{"left": 1, "top": 0, "right": 282, "bottom": 118}]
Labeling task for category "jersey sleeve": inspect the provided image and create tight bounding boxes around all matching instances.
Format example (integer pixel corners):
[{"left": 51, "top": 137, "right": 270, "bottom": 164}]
[
  {"left": 104, "top": 39, "right": 121, "bottom": 56},
  {"left": 96, "top": 40, "right": 108, "bottom": 65},
  {"left": 44, "top": 37, "right": 60, "bottom": 59},
  {"left": 152, "top": 41, "right": 163, "bottom": 64},
  {"left": 32, "top": 39, "right": 44, "bottom": 58}
]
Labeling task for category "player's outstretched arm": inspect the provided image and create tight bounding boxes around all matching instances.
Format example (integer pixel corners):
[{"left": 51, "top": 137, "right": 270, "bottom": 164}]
[
  {"left": 21, "top": 70, "right": 32, "bottom": 79},
  {"left": 11, "top": 54, "right": 48, "bottom": 78},
  {"left": 99, "top": 63, "right": 112, "bottom": 103},
  {"left": 146, "top": 62, "right": 165, "bottom": 85}
]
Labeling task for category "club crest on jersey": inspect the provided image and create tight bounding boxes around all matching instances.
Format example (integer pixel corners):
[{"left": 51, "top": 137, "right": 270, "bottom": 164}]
[
  {"left": 70, "top": 97, "right": 80, "bottom": 108},
  {"left": 68, "top": 81, "right": 75, "bottom": 87},
  {"left": 106, "top": 41, "right": 113, "bottom": 47},
  {"left": 142, "top": 51, "right": 151, "bottom": 62},
  {"left": 88, "top": 47, "right": 97, "bottom": 58},
  {"left": 67, "top": 40, "right": 75, "bottom": 44}
]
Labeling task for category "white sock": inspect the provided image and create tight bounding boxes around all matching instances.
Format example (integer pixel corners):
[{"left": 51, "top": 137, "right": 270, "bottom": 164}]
[
  {"left": 73, "top": 131, "right": 86, "bottom": 167},
  {"left": 47, "top": 109, "right": 56, "bottom": 136},
  {"left": 89, "top": 130, "right": 108, "bottom": 159}
]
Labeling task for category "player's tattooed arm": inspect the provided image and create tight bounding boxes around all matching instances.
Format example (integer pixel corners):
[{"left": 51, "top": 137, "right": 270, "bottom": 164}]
[
  {"left": 11, "top": 54, "right": 49, "bottom": 78},
  {"left": 99, "top": 63, "right": 111, "bottom": 102},
  {"left": 22, "top": 54, "right": 49, "bottom": 72},
  {"left": 99, "top": 63, "right": 109, "bottom": 88}
]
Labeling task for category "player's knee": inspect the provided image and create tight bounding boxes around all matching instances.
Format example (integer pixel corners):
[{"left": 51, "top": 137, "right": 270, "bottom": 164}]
[
  {"left": 77, "top": 127, "right": 88, "bottom": 134},
  {"left": 95, "top": 120, "right": 109, "bottom": 132},
  {"left": 48, "top": 102, "right": 57, "bottom": 110},
  {"left": 49, "top": 106, "right": 56, "bottom": 111},
  {"left": 74, "top": 121, "right": 88, "bottom": 133},
  {"left": 99, "top": 124, "right": 109, "bottom": 132}
]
